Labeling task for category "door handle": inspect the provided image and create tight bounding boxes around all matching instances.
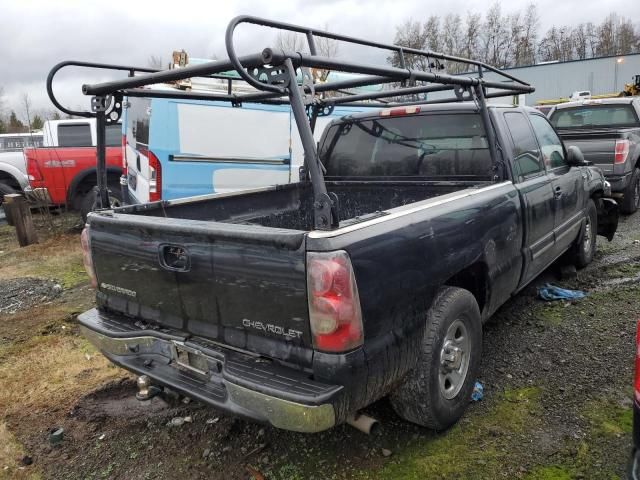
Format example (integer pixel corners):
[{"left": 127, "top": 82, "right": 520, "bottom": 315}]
[{"left": 554, "top": 186, "right": 563, "bottom": 199}]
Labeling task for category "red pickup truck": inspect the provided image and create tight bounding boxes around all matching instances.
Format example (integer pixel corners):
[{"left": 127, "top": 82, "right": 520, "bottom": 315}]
[{"left": 24, "top": 119, "right": 123, "bottom": 217}]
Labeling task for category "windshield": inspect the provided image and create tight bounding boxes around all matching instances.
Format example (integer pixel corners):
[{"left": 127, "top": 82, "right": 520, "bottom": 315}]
[
  {"left": 550, "top": 104, "right": 639, "bottom": 129},
  {"left": 319, "top": 113, "right": 492, "bottom": 178}
]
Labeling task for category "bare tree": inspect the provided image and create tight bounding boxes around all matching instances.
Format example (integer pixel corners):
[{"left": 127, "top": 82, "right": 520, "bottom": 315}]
[
  {"left": 442, "top": 14, "right": 464, "bottom": 72},
  {"left": 22, "top": 93, "right": 32, "bottom": 133},
  {"left": 518, "top": 4, "right": 539, "bottom": 65},
  {"left": 573, "top": 24, "right": 588, "bottom": 60},
  {"left": 148, "top": 55, "right": 164, "bottom": 69},
  {"left": 462, "top": 12, "right": 482, "bottom": 61},
  {"left": 482, "top": 2, "right": 509, "bottom": 67},
  {"left": 387, "top": 18, "right": 429, "bottom": 70},
  {"left": 275, "top": 31, "right": 307, "bottom": 53}
]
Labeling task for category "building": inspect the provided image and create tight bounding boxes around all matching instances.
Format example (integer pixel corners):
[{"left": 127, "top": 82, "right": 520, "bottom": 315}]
[{"left": 478, "top": 53, "right": 640, "bottom": 105}]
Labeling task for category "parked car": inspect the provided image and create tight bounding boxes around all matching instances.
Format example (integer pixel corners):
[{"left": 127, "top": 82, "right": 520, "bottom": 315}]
[
  {"left": 569, "top": 90, "right": 591, "bottom": 101},
  {"left": 549, "top": 98, "right": 640, "bottom": 213},
  {"left": 24, "top": 119, "right": 122, "bottom": 216},
  {"left": 123, "top": 94, "right": 363, "bottom": 203},
  {"left": 78, "top": 101, "right": 619, "bottom": 432},
  {"left": 0, "top": 132, "right": 43, "bottom": 204}
]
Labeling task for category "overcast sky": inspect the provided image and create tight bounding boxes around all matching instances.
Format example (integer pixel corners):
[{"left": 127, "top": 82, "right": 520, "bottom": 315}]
[{"left": 1, "top": 0, "right": 637, "bottom": 118}]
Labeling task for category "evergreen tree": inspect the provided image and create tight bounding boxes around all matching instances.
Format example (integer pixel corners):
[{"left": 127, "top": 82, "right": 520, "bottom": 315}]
[
  {"left": 7, "top": 111, "right": 25, "bottom": 133},
  {"left": 30, "top": 115, "right": 44, "bottom": 130}
]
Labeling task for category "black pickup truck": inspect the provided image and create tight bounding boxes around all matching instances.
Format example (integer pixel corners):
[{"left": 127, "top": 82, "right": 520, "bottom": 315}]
[
  {"left": 66, "top": 16, "right": 618, "bottom": 433},
  {"left": 550, "top": 98, "right": 640, "bottom": 213}
]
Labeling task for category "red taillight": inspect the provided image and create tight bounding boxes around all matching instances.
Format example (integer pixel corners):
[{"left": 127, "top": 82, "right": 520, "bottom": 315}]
[
  {"left": 307, "top": 251, "right": 363, "bottom": 353},
  {"left": 80, "top": 227, "right": 97, "bottom": 288},
  {"left": 148, "top": 150, "right": 162, "bottom": 202},
  {"left": 380, "top": 106, "right": 421, "bottom": 117},
  {"left": 26, "top": 154, "right": 43, "bottom": 182},
  {"left": 635, "top": 320, "right": 640, "bottom": 404},
  {"left": 615, "top": 140, "right": 629, "bottom": 164}
]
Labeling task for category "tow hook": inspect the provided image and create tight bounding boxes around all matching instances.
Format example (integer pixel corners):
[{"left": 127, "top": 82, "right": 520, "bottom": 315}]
[{"left": 136, "top": 375, "right": 161, "bottom": 401}]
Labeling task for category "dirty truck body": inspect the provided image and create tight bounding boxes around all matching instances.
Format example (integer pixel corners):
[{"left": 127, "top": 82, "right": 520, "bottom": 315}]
[{"left": 61, "top": 16, "right": 618, "bottom": 433}]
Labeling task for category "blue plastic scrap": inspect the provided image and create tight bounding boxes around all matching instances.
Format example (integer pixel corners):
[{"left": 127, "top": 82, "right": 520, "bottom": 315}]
[
  {"left": 471, "top": 381, "right": 483, "bottom": 402},
  {"left": 537, "top": 283, "right": 586, "bottom": 301}
]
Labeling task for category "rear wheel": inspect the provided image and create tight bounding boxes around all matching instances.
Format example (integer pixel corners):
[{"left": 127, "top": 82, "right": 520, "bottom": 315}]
[
  {"left": 390, "top": 287, "right": 482, "bottom": 431},
  {"left": 80, "top": 184, "right": 123, "bottom": 223},
  {"left": 0, "top": 182, "right": 16, "bottom": 206},
  {"left": 621, "top": 168, "right": 640, "bottom": 214}
]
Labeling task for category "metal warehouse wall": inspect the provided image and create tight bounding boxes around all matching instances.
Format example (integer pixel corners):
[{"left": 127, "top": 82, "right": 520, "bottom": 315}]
[{"left": 478, "top": 54, "right": 640, "bottom": 105}]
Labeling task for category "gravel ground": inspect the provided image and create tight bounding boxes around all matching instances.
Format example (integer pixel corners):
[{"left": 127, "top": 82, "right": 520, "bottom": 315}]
[
  {"left": 0, "top": 277, "right": 62, "bottom": 315},
  {"left": 2, "top": 212, "right": 640, "bottom": 480}
]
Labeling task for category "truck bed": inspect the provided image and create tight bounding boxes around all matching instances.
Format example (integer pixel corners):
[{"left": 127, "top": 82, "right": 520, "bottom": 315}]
[
  {"left": 90, "top": 179, "right": 488, "bottom": 366},
  {"left": 122, "top": 179, "right": 488, "bottom": 231}
]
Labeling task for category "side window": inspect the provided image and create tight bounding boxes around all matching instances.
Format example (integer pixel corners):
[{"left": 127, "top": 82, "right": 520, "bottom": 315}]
[
  {"left": 58, "top": 124, "right": 92, "bottom": 147},
  {"left": 529, "top": 114, "right": 567, "bottom": 170},
  {"left": 105, "top": 124, "right": 122, "bottom": 147},
  {"left": 504, "top": 112, "right": 543, "bottom": 179}
]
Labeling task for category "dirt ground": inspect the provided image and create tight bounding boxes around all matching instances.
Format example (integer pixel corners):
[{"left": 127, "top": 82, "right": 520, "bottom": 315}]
[{"left": 1, "top": 210, "right": 639, "bottom": 480}]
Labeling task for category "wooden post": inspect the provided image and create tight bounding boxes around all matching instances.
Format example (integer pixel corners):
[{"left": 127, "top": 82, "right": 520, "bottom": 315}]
[
  {"left": 2, "top": 202, "right": 15, "bottom": 226},
  {"left": 4, "top": 194, "right": 38, "bottom": 247}
]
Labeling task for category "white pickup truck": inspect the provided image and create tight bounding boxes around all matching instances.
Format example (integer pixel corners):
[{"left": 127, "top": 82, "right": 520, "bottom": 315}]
[{"left": 0, "top": 132, "right": 43, "bottom": 203}]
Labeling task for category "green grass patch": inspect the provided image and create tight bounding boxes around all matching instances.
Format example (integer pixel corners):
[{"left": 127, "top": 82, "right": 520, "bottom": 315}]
[
  {"left": 524, "top": 465, "right": 573, "bottom": 480},
  {"left": 584, "top": 400, "right": 633, "bottom": 437},
  {"left": 369, "top": 387, "right": 541, "bottom": 479}
]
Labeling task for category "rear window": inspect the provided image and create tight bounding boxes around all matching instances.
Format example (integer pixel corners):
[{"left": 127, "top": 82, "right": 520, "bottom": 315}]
[
  {"left": 550, "top": 104, "right": 639, "bottom": 129},
  {"left": 58, "top": 123, "right": 92, "bottom": 147},
  {"left": 319, "top": 113, "right": 491, "bottom": 178},
  {"left": 127, "top": 98, "right": 151, "bottom": 150}
]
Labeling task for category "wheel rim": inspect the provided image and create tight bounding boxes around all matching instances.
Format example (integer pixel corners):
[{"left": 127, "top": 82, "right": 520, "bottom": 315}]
[
  {"left": 439, "top": 319, "right": 471, "bottom": 400},
  {"left": 583, "top": 216, "right": 593, "bottom": 254}
]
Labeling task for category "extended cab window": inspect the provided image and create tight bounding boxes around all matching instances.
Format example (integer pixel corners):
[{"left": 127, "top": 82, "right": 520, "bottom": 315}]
[
  {"left": 529, "top": 115, "right": 567, "bottom": 170},
  {"left": 504, "top": 112, "right": 543, "bottom": 179},
  {"left": 550, "top": 104, "right": 639, "bottom": 129},
  {"left": 319, "top": 113, "right": 491, "bottom": 178},
  {"left": 58, "top": 123, "right": 92, "bottom": 147}
]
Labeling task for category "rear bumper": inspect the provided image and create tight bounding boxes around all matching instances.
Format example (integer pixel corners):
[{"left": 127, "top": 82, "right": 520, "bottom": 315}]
[
  {"left": 78, "top": 308, "right": 340, "bottom": 433},
  {"left": 605, "top": 171, "right": 632, "bottom": 194}
]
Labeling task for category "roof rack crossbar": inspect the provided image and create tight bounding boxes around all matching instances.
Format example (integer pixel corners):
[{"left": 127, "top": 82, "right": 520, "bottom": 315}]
[{"left": 57, "top": 15, "right": 536, "bottom": 231}]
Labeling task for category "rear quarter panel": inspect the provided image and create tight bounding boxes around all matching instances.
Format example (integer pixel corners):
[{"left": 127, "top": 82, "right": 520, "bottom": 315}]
[{"left": 306, "top": 182, "right": 523, "bottom": 408}]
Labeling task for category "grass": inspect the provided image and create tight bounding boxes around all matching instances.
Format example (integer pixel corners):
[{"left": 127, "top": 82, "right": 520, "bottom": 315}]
[
  {"left": 0, "top": 334, "right": 121, "bottom": 419},
  {"left": 0, "top": 422, "right": 41, "bottom": 480},
  {"left": 0, "top": 227, "right": 86, "bottom": 288},
  {"left": 584, "top": 399, "right": 633, "bottom": 437},
  {"left": 364, "top": 387, "right": 542, "bottom": 479}
]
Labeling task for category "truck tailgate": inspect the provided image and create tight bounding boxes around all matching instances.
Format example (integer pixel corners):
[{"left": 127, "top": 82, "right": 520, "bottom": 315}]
[
  {"left": 88, "top": 213, "right": 312, "bottom": 361},
  {"left": 558, "top": 130, "right": 624, "bottom": 173}
]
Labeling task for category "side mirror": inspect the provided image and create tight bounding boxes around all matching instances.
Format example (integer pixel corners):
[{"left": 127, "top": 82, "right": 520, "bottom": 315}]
[{"left": 567, "top": 145, "right": 590, "bottom": 166}]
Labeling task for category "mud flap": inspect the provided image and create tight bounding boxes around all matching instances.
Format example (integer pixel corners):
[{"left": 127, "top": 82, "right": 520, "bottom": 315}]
[{"left": 596, "top": 197, "right": 619, "bottom": 241}]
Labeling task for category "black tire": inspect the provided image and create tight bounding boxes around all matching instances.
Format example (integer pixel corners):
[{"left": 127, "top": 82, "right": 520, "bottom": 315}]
[
  {"left": 80, "top": 184, "right": 123, "bottom": 223},
  {"left": 390, "top": 287, "right": 482, "bottom": 431},
  {"left": 573, "top": 199, "right": 598, "bottom": 269},
  {"left": 0, "top": 182, "right": 16, "bottom": 206},
  {"left": 621, "top": 168, "right": 640, "bottom": 214}
]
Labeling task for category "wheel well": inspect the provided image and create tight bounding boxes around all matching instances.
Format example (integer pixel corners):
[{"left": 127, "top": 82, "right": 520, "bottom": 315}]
[
  {"left": 0, "top": 171, "right": 22, "bottom": 191},
  {"left": 445, "top": 262, "right": 489, "bottom": 315},
  {"left": 69, "top": 169, "right": 121, "bottom": 207}
]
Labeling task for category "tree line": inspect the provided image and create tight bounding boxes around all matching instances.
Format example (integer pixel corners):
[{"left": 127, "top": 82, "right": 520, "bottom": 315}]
[
  {"left": 0, "top": 88, "right": 59, "bottom": 134},
  {"left": 388, "top": 3, "right": 640, "bottom": 72}
]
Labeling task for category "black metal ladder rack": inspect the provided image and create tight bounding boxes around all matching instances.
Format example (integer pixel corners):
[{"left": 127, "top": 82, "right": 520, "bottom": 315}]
[{"left": 47, "top": 15, "right": 534, "bottom": 230}]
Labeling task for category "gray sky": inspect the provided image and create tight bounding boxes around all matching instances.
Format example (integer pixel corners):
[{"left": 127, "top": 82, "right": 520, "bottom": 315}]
[{"left": 1, "top": 0, "right": 637, "bottom": 118}]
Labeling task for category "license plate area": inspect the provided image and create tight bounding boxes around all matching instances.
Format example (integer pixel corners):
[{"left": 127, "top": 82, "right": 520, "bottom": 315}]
[{"left": 171, "top": 342, "right": 210, "bottom": 375}]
